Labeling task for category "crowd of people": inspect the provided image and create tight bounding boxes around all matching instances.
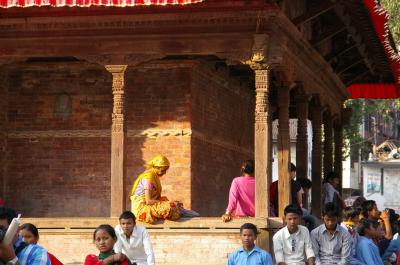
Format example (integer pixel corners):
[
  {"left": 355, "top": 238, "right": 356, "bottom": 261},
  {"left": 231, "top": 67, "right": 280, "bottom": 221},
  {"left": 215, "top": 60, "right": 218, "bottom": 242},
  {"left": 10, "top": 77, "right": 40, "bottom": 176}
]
[{"left": 1, "top": 156, "right": 400, "bottom": 265}]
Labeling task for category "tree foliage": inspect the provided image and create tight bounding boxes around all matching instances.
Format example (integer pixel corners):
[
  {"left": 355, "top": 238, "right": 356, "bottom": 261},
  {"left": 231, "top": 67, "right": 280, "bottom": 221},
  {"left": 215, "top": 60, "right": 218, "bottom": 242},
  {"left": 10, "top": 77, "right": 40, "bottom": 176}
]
[{"left": 380, "top": 0, "right": 400, "bottom": 47}]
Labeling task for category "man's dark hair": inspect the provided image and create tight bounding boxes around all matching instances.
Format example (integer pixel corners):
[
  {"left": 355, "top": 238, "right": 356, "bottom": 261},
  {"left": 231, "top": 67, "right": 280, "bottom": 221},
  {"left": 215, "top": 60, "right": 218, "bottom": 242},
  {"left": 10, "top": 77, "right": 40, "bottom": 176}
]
[
  {"left": 0, "top": 206, "right": 17, "bottom": 225},
  {"left": 357, "top": 218, "right": 378, "bottom": 236},
  {"left": 284, "top": 204, "right": 302, "bottom": 216},
  {"left": 352, "top": 196, "right": 366, "bottom": 208},
  {"left": 290, "top": 163, "right": 296, "bottom": 172},
  {"left": 361, "top": 200, "right": 377, "bottom": 218},
  {"left": 93, "top": 224, "right": 117, "bottom": 241},
  {"left": 322, "top": 202, "right": 340, "bottom": 218},
  {"left": 343, "top": 206, "right": 360, "bottom": 221},
  {"left": 298, "top": 178, "right": 312, "bottom": 189},
  {"left": 241, "top": 160, "right": 255, "bottom": 175},
  {"left": 326, "top": 172, "right": 339, "bottom": 182},
  {"left": 119, "top": 211, "right": 136, "bottom": 222},
  {"left": 240, "top": 223, "right": 259, "bottom": 235},
  {"left": 21, "top": 223, "right": 39, "bottom": 239}
]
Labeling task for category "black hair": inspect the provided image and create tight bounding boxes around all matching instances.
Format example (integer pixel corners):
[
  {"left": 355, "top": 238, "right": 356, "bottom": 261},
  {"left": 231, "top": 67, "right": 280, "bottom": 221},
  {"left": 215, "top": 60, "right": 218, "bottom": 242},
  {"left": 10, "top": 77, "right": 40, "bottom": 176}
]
[
  {"left": 352, "top": 196, "right": 366, "bottom": 208},
  {"left": 21, "top": 223, "right": 39, "bottom": 239},
  {"left": 322, "top": 202, "right": 340, "bottom": 218},
  {"left": 284, "top": 204, "right": 302, "bottom": 216},
  {"left": 298, "top": 178, "right": 312, "bottom": 189},
  {"left": 343, "top": 206, "right": 360, "bottom": 221},
  {"left": 241, "top": 160, "right": 255, "bottom": 175},
  {"left": 0, "top": 225, "right": 6, "bottom": 243},
  {"left": 93, "top": 224, "right": 117, "bottom": 241},
  {"left": 361, "top": 200, "right": 377, "bottom": 218},
  {"left": 290, "top": 163, "right": 296, "bottom": 172},
  {"left": 392, "top": 220, "right": 400, "bottom": 235},
  {"left": 240, "top": 223, "right": 259, "bottom": 235},
  {"left": 119, "top": 211, "right": 136, "bottom": 222},
  {"left": 357, "top": 218, "right": 378, "bottom": 236},
  {"left": 325, "top": 172, "right": 339, "bottom": 183},
  {"left": 0, "top": 207, "right": 17, "bottom": 225}
]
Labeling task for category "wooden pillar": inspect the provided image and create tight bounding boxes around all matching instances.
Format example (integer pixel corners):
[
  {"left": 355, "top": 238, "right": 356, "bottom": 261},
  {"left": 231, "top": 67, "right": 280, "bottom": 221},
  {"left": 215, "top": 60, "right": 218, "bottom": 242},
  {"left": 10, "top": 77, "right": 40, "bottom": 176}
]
[
  {"left": 106, "top": 65, "right": 127, "bottom": 217},
  {"left": 296, "top": 90, "right": 309, "bottom": 180},
  {"left": 311, "top": 99, "right": 322, "bottom": 217},
  {"left": 277, "top": 82, "right": 291, "bottom": 218},
  {"left": 334, "top": 121, "right": 343, "bottom": 193},
  {"left": 253, "top": 65, "right": 272, "bottom": 219},
  {"left": 323, "top": 110, "right": 333, "bottom": 178}
]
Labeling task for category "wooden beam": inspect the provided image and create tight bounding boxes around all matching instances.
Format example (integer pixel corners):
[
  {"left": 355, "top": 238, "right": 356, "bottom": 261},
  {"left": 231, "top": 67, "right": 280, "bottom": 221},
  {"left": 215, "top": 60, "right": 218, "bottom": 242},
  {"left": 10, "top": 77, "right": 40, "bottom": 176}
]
[
  {"left": 345, "top": 70, "right": 370, "bottom": 85},
  {"left": 106, "top": 65, "right": 127, "bottom": 218},
  {"left": 337, "top": 58, "right": 364, "bottom": 75},
  {"left": 278, "top": 84, "right": 291, "bottom": 218},
  {"left": 293, "top": 1, "right": 337, "bottom": 26},
  {"left": 334, "top": 121, "right": 344, "bottom": 193},
  {"left": 311, "top": 99, "right": 322, "bottom": 218},
  {"left": 325, "top": 43, "right": 358, "bottom": 62},
  {"left": 253, "top": 66, "right": 272, "bottom": 219},
  {"left": 311, "top": 26, "right": 347, "bottom": 47},
  {"left": 296, "top": 89, "right": 309, "bottom": 180},
  {"left": 323, "top": 110, "right": 333, "bottom": 178}
]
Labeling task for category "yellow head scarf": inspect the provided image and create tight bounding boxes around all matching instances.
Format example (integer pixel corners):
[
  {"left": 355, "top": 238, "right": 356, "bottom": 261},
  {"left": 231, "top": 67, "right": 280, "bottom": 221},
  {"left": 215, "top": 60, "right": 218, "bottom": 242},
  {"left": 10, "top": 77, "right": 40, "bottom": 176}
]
[{"left": 147, "top": 155, "right": 170, "bottom": 168}]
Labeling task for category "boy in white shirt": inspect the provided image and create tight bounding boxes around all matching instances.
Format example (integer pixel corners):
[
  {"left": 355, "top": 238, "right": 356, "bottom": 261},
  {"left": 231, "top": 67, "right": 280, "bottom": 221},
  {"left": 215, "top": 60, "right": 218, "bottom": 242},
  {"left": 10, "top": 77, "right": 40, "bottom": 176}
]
[
  {"left": 114, "top": 211, "right": 155, "bottom": 265},
  {"left": 273, "top": 204, "right": 315, "bottom": 265}
]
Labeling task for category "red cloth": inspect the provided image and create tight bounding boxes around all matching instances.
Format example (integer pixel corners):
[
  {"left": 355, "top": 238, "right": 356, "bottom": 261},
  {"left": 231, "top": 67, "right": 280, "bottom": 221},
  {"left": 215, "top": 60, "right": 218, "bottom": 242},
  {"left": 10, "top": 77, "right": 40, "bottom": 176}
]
[
  {"left": 48, "top": 252, "right": 63, "bottom": 265},
  {"left": 348, "top": 0, "right": 400, "bottom": 99},
  {"left": 0, "top": 198, "right": 4, "bottom": 206},
  {"left": 0, "top": 0, "right": 203, "bottom": 8},
  {"left": 84, "top": 254, "right": 130, "bottom": 265}
]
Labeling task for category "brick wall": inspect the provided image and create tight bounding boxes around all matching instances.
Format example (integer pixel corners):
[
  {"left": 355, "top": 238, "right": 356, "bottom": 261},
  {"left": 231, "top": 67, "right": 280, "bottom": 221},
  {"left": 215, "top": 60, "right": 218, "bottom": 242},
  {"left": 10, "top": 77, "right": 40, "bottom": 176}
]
[
  {"left": 124, "top": 61, "right": 192, "bottom": 209},
  {"left": 190, "top": 63, "right": 254, "bottom": 216},
  {"left": 5, "top": 62, "right": 112, "bottom": 216},
  {"left": 38, "top": 230, "right": 242, "bottom": 265}
]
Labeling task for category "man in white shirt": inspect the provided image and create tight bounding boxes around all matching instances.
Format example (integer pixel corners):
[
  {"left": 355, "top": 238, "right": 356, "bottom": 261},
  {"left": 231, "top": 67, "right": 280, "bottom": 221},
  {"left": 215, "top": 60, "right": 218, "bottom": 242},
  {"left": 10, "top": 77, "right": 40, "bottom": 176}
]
[
  {"left": 273, "top": 204, "right": 315, "bottom": 265},
  {"left": 114, "top": 211, "right": 155, "bottom": 265}
]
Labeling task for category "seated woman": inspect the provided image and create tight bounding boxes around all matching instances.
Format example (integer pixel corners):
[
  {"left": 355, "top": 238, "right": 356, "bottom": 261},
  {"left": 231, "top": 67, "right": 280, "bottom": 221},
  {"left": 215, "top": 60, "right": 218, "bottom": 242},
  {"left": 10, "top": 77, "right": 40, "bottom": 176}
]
[
  {"left": 20, "top": 223, "right": 64, "bottom": 265},
  {"left": 84, "top": 224, "right": 131, "bottom": 265},
  {"left": 130, "top": 155, "right": 181, "bottom": 224},
  {"left": 221, "top": 160, "right": 255, "bottom": 222}
]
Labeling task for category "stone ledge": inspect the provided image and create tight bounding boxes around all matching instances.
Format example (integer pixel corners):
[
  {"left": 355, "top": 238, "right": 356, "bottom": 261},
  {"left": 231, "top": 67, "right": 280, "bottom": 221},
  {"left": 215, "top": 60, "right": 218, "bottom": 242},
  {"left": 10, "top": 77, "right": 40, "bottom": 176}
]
[{"left": 22, "top": 217, "right": 283, "bottom": 233}]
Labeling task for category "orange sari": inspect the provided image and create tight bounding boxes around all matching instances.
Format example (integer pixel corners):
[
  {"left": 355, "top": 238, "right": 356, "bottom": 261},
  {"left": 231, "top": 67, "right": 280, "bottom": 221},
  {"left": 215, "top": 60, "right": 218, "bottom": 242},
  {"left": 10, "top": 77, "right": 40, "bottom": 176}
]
[{"left": 130, "top": 168, "right": 180, "bottom": 223}]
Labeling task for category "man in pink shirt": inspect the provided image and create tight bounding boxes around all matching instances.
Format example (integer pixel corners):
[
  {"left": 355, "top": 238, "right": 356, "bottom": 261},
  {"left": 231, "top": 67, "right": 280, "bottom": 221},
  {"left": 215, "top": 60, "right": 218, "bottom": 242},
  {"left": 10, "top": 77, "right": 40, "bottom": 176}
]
[{"left": 222, "top": 160, "right": 255, "bottom": 222}]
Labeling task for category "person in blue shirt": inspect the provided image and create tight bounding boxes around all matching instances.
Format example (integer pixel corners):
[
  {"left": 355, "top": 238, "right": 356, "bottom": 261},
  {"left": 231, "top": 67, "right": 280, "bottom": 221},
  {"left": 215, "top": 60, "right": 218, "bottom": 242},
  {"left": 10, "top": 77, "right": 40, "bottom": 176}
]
[
  {"left": 227, "top": 223, "right": 273, "bottom": 265},
  {"left": 0, "top": 206, "right": 51, "bottom": 265},
  {"left": 355, "top": 218, "right": 384, "bottom": 265}
]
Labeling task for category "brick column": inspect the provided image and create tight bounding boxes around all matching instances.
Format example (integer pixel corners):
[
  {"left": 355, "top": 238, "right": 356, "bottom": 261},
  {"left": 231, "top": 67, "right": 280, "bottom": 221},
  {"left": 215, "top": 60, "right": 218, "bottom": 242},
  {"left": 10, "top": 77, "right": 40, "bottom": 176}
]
[
  {"left": 296, "top": 90, "right": 308, "bottom": 180},
  {"left": 105, "top": 65, "right": 127, "bottom": 217},
  {"left": 323, "top": 110, "right": 333, "bottom": 178},
  {"left": 252, "top": 64, "right": 272, "bottom": 219},
  {"left": 277, "top": 84, "right": 290, "bottom": 218},
  {"left": 311, "top": 99, "right": 322, "bottom": 217}
]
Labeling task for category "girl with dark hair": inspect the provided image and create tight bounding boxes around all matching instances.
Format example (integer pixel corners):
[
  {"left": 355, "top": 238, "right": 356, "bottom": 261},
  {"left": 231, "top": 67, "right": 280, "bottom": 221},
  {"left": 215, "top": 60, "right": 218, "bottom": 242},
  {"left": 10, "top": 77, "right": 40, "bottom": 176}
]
[
  {"left": 84, "top": 224, "right": 131, "bottom": 265},
  {"left": 222, "top": 160, "right": 255, "bottom": 222},
  {"left": 20, "top": 223, "right": 64, "bottom": 265}
]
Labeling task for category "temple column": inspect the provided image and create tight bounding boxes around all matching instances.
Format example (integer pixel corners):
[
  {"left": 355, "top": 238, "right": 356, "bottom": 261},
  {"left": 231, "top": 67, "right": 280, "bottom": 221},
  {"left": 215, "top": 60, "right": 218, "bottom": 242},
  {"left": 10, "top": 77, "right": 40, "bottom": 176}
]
[
  {"left": 311, "top": 99, "right": 323, "bottom": 217},
  {"left": 334, "top": 120, "right": 343, "bottom": 193},
  {"left": 252, "top": 64, "right": 272, "bottom": 219},
  {"left": 296, "top": 89, "right": 309, "bottom": 180},
  {"left": 277, "top": 82, "right": 291, "bottom": 218},
  {"left": 323, "top": 110, "right": 333, "bottom": 178},
  {"left": 106, "top": 65, "right": 127, "bottom": 217}
]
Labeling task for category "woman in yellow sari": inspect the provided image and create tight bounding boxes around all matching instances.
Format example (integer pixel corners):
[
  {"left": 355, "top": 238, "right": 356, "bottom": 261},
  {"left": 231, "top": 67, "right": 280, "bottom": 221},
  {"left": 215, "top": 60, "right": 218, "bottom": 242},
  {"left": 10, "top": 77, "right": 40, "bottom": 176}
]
[{"left": 130, "top": 155, "right": 181, "bottom": 223}]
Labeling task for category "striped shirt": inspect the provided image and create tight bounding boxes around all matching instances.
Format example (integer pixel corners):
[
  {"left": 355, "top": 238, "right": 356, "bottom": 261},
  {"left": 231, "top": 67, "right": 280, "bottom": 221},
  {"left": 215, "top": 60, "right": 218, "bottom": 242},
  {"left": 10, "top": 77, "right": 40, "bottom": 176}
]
[
  {"left": 15, "top": 238, "right": 51, "bottom": 265},
  {"left": 311, "top": 224, "right": 352, "bottom": 265}
]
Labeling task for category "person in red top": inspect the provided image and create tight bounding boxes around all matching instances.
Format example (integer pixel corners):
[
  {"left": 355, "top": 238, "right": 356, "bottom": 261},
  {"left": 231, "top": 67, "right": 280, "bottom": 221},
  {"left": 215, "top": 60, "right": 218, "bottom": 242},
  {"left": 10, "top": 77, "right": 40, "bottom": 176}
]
[
  {"left": 19, "top": 223, "right": 64, "bottom": 265},
  {"left": 85, "top": 224, "right": 131, "bottom": 265},
  {"left": 0, "top": 198, "right": 4, "bottom": 206}
]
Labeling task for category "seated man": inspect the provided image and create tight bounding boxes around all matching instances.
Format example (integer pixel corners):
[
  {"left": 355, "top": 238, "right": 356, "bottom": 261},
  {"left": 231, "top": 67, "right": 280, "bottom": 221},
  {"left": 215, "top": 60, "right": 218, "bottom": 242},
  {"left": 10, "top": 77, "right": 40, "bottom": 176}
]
[
  {"left": 322, "top": 172, "right": 345, "bottom": 212},
  {"left": 114, "top": 211, "right": 155, "bottom": 265},
  {"left": 273, "top": 204, "right": 315, "bottom": 265},
  {"left": 0, "top": 206, "right": 51, "bottom": 265},
  {"left": 355, "top": 219, "right": 384, "bottom": 265},
  {"left": 228, "top": 223, "right": 273, "bottom": 265},
  {"left": 311, "top": 203, "right": 351, "bottom": 265}
]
